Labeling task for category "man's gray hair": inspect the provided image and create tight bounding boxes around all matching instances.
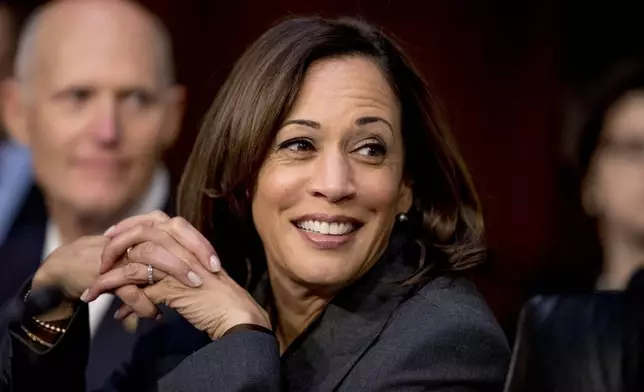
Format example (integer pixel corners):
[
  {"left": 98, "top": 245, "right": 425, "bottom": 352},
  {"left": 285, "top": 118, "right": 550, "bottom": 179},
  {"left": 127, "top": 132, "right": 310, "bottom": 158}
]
[{"left": 14, "top": 2, "right": 176, "bottom": 88}]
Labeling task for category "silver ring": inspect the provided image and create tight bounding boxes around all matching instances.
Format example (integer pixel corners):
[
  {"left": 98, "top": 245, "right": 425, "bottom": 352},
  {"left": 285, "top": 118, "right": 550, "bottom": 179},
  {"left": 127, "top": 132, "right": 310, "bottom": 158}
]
[
  {"left": 126, "top": 246, "right": 133, "bottom": 263},
  {"left": 147, "top": 264, "right": 154, "bottom": 285}
]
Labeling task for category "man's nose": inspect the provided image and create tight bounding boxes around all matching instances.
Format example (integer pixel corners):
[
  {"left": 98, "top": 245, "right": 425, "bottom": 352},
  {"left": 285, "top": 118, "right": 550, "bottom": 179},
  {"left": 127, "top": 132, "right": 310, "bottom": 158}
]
[{"left": 91, "top": 97, "right": 120, "bottom": 145}]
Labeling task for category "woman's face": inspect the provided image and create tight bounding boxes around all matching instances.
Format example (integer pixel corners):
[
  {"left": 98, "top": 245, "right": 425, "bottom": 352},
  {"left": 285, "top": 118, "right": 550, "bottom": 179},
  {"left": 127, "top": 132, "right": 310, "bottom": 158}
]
[
  {"left": 587, "top": 90, "right": 644, "bottom": 236},
  {"left": 251, "top": 56, "right": 412, "bottom": 291}
]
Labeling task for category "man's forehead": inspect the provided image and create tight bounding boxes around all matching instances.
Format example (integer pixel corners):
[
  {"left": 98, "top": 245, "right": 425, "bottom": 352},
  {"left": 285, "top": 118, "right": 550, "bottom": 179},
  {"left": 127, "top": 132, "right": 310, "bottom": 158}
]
[
  {"left": 32, "top": 4, "right": 165, "bottom": 88},
  {"left": 40, "top": 33, "right": 161, "bottom": 88}
]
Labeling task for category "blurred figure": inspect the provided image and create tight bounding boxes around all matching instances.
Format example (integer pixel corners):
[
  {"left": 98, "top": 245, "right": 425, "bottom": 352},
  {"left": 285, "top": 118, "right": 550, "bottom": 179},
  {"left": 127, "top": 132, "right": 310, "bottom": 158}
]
[
  {"left": 566, "top": 59, "right": 644, "bottom": 291},
  {"left": 0, "top": 1, "right": 32, "bottom": 245},
  {"left": 534, "top": 59, "right": 644, "bottom": 295},
  {"left": 505, "top": 271, "right": 644, "bottom": 392},
  {"left": 0, "top": 0, "right": 184, "bottom": 389}
]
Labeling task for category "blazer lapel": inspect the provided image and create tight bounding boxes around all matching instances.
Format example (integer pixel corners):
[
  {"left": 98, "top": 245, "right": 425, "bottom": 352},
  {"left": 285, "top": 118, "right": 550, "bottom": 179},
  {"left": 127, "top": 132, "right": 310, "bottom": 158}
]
[
  {"left": 0, "top": 184, "right": 47, "bottom": 306},
  {"left": 281, "top": 231, "right": 421, "bottom": 392}
]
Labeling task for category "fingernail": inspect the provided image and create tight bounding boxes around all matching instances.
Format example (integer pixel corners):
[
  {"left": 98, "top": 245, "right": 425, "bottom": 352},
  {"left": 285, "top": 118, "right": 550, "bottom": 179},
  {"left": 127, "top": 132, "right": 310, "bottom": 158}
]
[
  {"left": 188, "top": 271, "right": 203, "bottom": 287},
  {"left": 114, "top": 309, "right": 124, "bottom": 319},
  {"left": 103, "top": 225, "right": 115, "bottom": 236},
  {"left": 210, "top": 255, "right": 221, "bottom": 272},
  {"left": 123, "top": 314, "right": 139, "bottom": 333},
  {"left": 80, "top": 289, "right": 90, "bottom": 302}
]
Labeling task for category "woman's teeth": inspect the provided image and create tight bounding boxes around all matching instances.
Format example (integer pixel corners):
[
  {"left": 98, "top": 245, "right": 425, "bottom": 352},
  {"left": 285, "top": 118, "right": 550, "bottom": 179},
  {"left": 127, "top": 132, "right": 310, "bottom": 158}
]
[{"left": 296, "top": 220, "right": 355, "bottom": 235}]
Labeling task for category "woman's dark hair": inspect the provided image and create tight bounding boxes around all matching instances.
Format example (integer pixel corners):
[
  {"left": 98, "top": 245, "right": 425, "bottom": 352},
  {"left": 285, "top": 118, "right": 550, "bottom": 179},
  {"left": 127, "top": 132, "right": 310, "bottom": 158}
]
[
  {"left": 178, "top": 17, "right": 484, "bottom": 286},
  {"left": 565, "top": 59, "right": 644, "bottom": 180}
]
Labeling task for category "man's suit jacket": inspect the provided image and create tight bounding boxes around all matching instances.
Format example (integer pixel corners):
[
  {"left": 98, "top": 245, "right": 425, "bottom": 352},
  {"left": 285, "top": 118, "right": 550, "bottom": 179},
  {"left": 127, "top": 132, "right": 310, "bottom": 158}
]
[
  {"left": 0, "top": 185, "right": 173, "bottom": 392},
  {"left": 1, "top": 230, "right": 510, "bottom": 392}
]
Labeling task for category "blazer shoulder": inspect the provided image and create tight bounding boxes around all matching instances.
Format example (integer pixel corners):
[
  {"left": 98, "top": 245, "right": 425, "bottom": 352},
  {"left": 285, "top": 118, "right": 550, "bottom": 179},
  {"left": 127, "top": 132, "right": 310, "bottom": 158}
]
[
  {"left": 343, "top": 276, "right": 510, "bottom": 390},
  {"left": 382, "top": 275, "right": 507, "bottom": 344},
  {"left": 415, "top": 275, "right": 500, "bottom": 323}
]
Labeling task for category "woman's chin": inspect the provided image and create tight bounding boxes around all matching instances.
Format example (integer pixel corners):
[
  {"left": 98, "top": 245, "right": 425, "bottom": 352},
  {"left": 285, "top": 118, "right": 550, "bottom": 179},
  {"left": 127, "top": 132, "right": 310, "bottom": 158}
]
[{"left": 286, "top": 262, "right": 359, "bottom": 291}]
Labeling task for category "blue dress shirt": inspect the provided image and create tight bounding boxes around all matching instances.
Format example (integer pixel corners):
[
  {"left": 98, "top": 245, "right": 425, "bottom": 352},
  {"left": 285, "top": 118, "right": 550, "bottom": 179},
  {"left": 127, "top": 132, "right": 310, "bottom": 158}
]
[{"left": 0, "top": 140, "right": 32, "bottom": 245}]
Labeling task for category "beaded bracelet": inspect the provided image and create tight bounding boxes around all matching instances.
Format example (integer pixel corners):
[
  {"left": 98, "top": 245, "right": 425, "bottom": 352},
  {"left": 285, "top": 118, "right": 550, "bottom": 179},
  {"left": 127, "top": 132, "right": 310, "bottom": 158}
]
[
  {"left": 23, "top": 289, "right": 67, "bottom": 334},
  {"left": 20, "top": 325, "right": 54, "bottom": 349}
]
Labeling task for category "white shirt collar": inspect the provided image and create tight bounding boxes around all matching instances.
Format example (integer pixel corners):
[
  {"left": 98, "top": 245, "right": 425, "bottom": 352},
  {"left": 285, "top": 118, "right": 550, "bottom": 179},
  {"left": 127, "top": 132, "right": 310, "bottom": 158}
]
[{"left": 41, "top": 166, "right": 170, "bottom": 337}]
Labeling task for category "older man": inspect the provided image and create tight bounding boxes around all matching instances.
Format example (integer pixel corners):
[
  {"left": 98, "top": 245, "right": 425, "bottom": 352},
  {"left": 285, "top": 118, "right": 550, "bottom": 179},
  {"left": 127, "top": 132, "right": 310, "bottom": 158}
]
[{"left": 0, "top": 0, "right": 184, "bottom": 389}]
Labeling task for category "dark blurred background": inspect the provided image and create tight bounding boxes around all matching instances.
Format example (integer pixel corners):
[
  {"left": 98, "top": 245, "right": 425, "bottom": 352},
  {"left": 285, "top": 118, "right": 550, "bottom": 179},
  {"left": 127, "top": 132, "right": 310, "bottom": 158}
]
[{"left": 11, "top": 0, "right": 643, "bottom": 330}]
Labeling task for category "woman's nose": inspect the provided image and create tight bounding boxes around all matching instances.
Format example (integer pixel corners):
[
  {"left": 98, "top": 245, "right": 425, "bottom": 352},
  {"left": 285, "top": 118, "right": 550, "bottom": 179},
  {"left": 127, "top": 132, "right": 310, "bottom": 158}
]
[{"left": 308, "top": 150, "right": 357, "bottom": 203}]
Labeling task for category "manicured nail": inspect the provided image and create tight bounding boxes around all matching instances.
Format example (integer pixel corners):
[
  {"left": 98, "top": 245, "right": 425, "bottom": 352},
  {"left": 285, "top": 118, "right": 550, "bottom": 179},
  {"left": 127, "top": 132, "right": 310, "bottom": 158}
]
[
  {"left": 210, "top": 255, "right": 221, "bottom": 272},
  {"left": 188, "top": 271, "right": 203, "bottom": 287},
  {"left": 123, "top": 314, "right": 139, "bottom": 333},
  {"left": 103, "top": 225, "right": 115, "bottom": 236},
  {"left": 80, "top": 289, "right": 91, "bottom": 302}
]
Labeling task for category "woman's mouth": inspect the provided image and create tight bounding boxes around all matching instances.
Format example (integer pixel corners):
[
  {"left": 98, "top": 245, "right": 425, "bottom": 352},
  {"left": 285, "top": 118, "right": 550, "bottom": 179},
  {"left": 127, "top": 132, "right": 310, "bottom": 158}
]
[
  {"left": 295, "top": 220, "right": 356, "bottom": 235},
  {"left": 292, "top": 215, "right": 363, "bottom": 250}
]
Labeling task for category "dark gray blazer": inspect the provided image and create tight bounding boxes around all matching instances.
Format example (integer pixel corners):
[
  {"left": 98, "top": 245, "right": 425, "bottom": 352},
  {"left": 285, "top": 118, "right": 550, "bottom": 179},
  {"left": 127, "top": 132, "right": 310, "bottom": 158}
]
[{"left": 1, "top": 232, "right": 510, "bottom": 392}]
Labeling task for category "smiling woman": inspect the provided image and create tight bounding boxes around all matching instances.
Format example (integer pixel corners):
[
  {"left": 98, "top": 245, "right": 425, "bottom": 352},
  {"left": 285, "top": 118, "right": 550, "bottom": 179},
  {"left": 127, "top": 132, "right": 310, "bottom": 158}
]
[{"left": 1, "top": 16, "right": 510, "bottom": 392}]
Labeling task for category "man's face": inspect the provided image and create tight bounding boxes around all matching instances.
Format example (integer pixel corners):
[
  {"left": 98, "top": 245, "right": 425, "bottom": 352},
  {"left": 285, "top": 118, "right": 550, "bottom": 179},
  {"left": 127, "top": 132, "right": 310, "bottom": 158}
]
[{"left": 7, "top": 14, "right": 183, "bottom": 220}]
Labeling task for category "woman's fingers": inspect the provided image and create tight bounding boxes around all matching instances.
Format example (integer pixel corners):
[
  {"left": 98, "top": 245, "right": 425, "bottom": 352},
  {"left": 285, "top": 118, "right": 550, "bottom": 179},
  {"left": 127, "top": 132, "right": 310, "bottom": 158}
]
[
  {"left": 101, "top": 219, "right": 219, "bottom": 275},
  {"left": 103, "top": 210, "right": 170, "bottom": 239},
  {"left": 102, "top": 213, "right": 220, "bottom": 274},
  {"left": 114, "top": 279, "right": 175, "bottom": 320},
  {"left": 113, "top": 285, "right": 159, "bottom": 319},
  {"left": 156, "top": 217, "right": 220, "bottom": 273},
  {"left": 81, "top": 261, "right": 170, "bottom": 302},
  {"left": 99, "top": 211, "right": 170, "bottom": 275},
  {"left": 101, "top": 226, "right": 204, "bottom": 287}
]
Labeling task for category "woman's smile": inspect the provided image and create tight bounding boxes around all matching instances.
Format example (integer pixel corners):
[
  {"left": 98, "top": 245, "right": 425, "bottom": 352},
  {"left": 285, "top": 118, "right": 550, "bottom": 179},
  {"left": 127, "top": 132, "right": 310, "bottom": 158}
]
[{"left": 292, "top": 213, "right": 364, "bottom": 250}]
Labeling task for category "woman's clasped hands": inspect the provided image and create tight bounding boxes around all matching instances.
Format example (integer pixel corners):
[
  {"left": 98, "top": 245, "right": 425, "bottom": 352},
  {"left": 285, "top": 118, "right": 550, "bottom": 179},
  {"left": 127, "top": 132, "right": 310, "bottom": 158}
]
[{"left": 81, "top": 211, "right": 271, "bottom": 340}]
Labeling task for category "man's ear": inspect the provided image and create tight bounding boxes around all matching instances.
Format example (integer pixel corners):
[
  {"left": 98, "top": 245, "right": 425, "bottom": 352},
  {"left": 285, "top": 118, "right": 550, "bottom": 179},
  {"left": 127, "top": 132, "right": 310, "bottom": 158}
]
[
  {"left": 160, "top": 85, "right": 186, "bottom": 150},
  {"left": 1, "top": 79, "right": 30, "bottom": 146}
]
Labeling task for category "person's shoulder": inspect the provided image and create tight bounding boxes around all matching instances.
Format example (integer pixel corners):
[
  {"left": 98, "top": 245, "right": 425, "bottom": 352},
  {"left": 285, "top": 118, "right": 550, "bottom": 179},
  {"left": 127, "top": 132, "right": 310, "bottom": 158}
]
[
  {"left": 360, "top": 275, "right": 510, "bottom": 388},
  {"left": 410, "top": 275, "right": 501, "bottom": 328},
  {"left": 381, "top": 274, "right": 508, "bottom": 350},
  {"left": 386, "top": 275, "right": 507, "bottom": 354}
]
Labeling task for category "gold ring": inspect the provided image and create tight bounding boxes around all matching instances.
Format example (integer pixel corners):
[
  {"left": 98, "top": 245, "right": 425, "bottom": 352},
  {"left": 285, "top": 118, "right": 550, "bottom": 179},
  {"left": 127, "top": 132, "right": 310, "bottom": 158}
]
[{"left": 126, "top": 246, "right": 133, "bottom": 263}]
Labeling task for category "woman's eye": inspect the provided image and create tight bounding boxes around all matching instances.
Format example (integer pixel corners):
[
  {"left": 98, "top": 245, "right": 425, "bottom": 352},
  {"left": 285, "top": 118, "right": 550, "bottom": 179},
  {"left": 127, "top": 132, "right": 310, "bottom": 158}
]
[
  {"left": 356, "top": 143, "right": 386, "bottom": 157},
  {"left": 279, "top": 139, "right": 315, "bottom": 152}
]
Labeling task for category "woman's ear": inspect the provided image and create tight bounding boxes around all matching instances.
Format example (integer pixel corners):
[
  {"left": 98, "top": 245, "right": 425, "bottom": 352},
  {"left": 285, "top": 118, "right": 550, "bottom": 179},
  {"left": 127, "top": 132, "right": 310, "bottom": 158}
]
[
  {"left": 397, "top": 179, "right": 413, "bottom": 214},
  {"left": 581, "top": 174, "right": 600, "bottom": 217}
]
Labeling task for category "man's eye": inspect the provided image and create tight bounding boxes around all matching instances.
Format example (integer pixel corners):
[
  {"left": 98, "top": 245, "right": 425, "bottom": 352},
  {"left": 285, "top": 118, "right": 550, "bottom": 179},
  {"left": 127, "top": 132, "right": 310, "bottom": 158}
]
[
  {"left": 123, "top": 91, "right": 154, "bottom": 109},
  {"left": 67, "top": 89, "right": 92, "bottom": 103}
]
